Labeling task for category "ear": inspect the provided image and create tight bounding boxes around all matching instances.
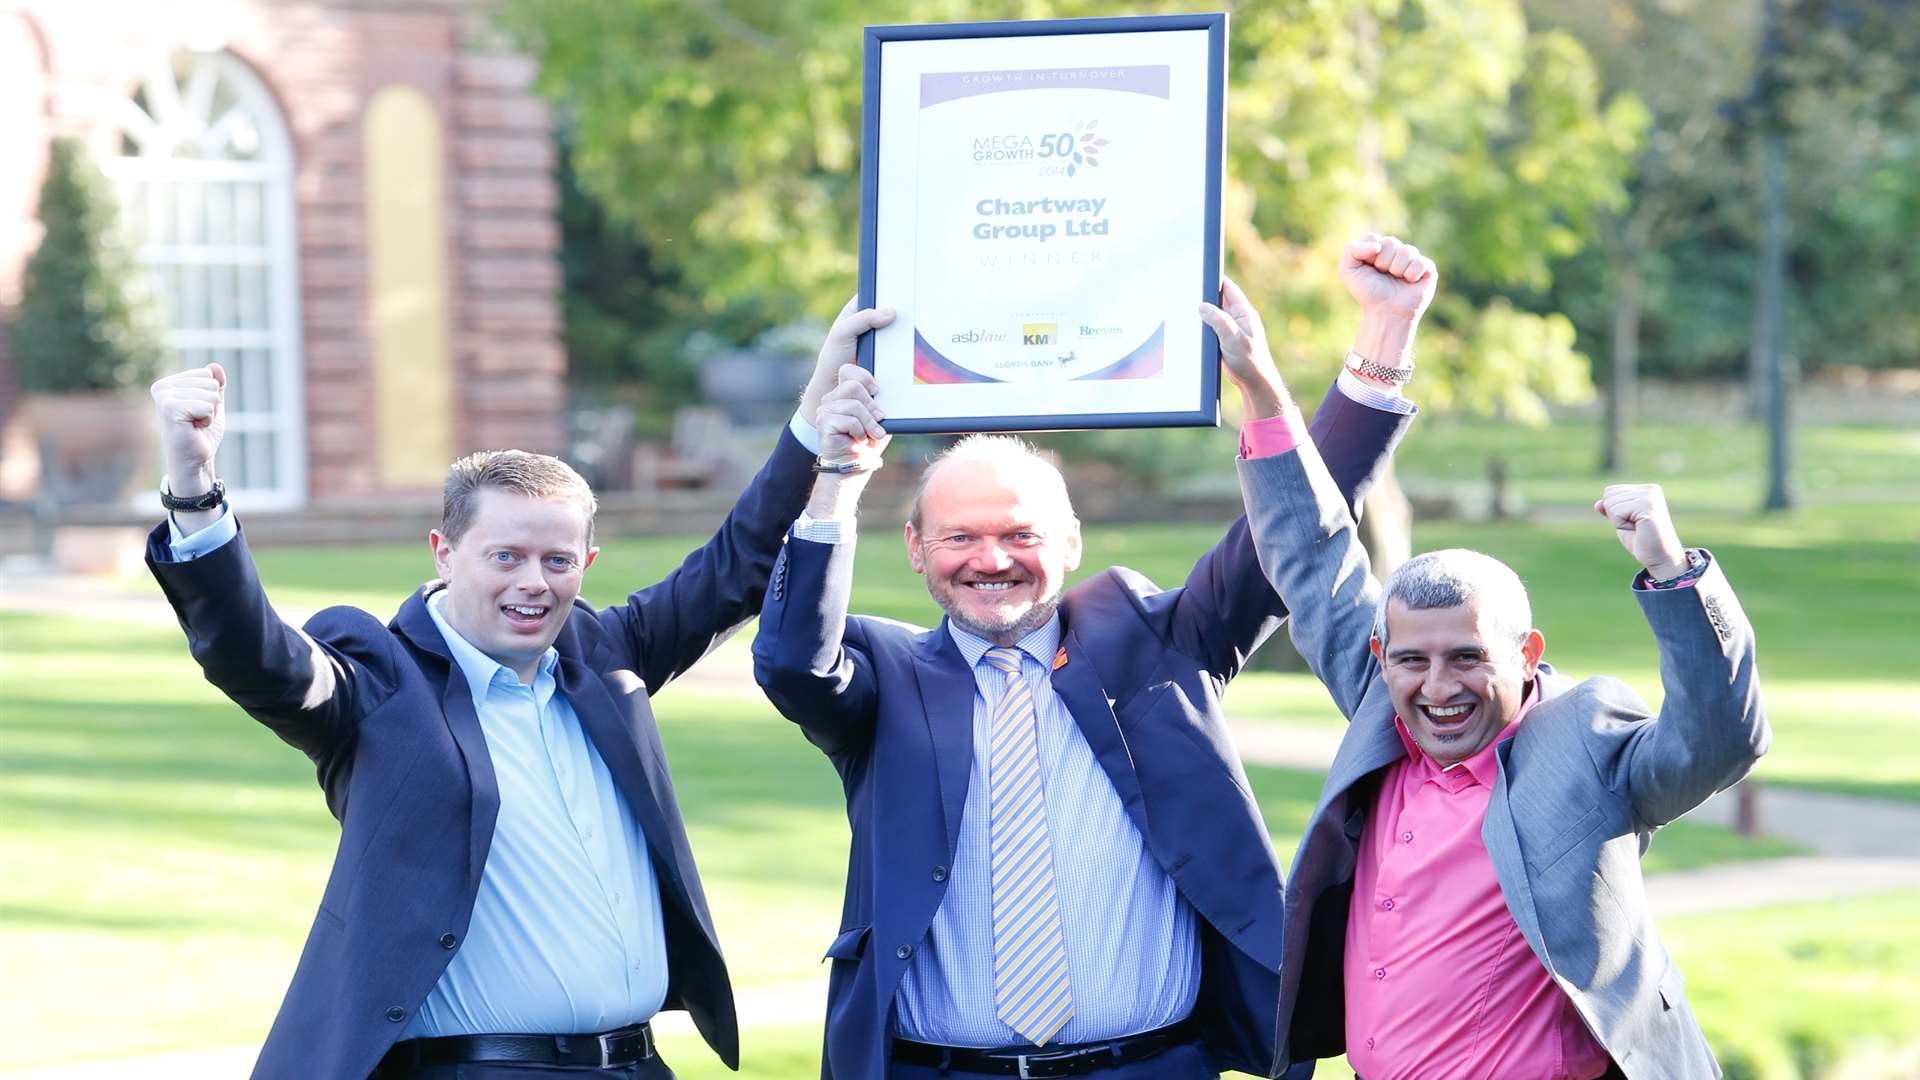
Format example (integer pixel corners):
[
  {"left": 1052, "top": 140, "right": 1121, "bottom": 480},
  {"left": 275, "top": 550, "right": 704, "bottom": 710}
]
[
  {"left": 1369, "top": 635, "right": 1384, "bottom": 662},
  {"left": 583, "top": 546, "right": 599, "bottom": 571},
  {"left": 428, "top": 529, "right": 454, "bottom": 582},
  {"left": 904, "top": 522, "right": 925, "bottom": 574},
  {"left": 1062, "top": 519, "right": 1084, "bottom": 573},
  {"left": 1520, "top": 628, "right": 1545, "bottom": 675}
]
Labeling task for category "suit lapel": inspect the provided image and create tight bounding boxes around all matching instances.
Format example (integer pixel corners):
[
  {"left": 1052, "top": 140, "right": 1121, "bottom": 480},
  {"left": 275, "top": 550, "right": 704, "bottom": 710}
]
[
  {"left": 1049, "top": 628, "right": 1148, "bottom": 837},
  {"left": 393, "top": 587, "right": 500, "bottom": 895},
  {"left": 1482, "top": 668, "right": 1566, "bottom": 958},
  {"left": 1322, "top": 703, "right": 1406, "bottom": 813},
  {"left": 911, "top": 625, "right": 978, "bottom": 856}
]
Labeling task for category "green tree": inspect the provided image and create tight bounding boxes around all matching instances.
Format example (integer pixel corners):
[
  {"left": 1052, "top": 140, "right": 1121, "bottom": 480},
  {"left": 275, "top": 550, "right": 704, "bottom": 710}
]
[
  {"left": 1525, "top": 0, "right": 1754, "bottom": 472},
  {"left": 14, "top": 137, "right": 164, "bottom": 392}
]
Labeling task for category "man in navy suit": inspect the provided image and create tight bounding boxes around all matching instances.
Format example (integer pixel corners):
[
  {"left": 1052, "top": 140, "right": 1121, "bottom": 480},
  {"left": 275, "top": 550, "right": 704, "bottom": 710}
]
[
  {"left": 144, "top": 303, "right": 890, "bottom": 1080},
  {"left": 753, "top": 238, "right": 1435, "bottom": 1079}
]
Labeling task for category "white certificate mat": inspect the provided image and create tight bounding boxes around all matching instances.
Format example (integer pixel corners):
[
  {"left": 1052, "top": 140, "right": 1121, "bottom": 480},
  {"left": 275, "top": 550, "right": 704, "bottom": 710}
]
[{"left": 859, "top": 16, "right": 1226, "bottom": 432}]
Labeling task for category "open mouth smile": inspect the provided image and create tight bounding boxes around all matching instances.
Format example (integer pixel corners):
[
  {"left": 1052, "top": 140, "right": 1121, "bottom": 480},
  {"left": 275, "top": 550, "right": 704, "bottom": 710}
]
[
  {"left": 1418, "top": 701, "right": 1477, "bottom": 732},
  {"left": 501, "top": 603, "right": 549, "bottom": 628}
]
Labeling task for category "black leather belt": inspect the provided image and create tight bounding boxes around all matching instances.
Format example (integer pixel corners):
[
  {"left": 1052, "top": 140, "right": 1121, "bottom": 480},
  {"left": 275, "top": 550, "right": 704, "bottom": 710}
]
[
  {"left": 891, "top": 1018, "right": 1195, "bottom": 1078},
  {"left": 379, "top": 1021, "right": 654, "bottom": 1071}
]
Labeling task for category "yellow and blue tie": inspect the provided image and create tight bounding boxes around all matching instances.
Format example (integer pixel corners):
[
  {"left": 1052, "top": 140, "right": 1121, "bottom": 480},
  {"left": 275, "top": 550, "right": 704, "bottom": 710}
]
[{"left": 981, "top": 646, "right": 1074, "bottom": 1045}]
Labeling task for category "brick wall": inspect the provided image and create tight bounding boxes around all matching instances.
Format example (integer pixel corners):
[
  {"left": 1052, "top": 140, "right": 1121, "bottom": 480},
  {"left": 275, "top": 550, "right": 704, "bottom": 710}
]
[{"left": 0, "top": 0, "right": 567, "bottom": 506}]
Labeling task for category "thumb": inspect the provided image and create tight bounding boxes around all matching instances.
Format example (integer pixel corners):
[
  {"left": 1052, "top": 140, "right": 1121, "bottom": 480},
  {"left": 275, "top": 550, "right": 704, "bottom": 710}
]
[{"left": 207, "top": 362, "right": 227, "bottom": 390}]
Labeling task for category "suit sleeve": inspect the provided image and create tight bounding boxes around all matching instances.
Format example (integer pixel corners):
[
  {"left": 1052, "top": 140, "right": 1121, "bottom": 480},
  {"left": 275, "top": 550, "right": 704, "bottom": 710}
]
[
  {"left": 751, "top": 533, "right": 880, "bottom": 756},
  {"left": 600, "top": 427, "right": 816, "bottom": 694},
  {"left": 1235, "top": 433, "right": 1388, "bottom": 721},
  {"left": 146, "top": 523, "right": 378, "bottom": 765},
  {"left": 1165, "top": 381, "right": 1411, "bottom": 681},
  {"left": 1612, "top": 554, "right": 1769, "bottom": 827}
]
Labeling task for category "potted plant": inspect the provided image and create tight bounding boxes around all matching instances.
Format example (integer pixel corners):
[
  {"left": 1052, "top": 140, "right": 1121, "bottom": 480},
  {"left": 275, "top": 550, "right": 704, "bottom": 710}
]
[{"left": 12, "top": 136, "right": 166, "bottom": 506}]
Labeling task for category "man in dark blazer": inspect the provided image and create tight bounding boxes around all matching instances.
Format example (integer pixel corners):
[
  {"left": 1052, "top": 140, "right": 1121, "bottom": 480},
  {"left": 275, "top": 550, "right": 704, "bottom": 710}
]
[
  {"left": 1235, "top": 364, "right": 1768, "bottom": 1076},
  {"left": 143, "top": 302, "right": 891, "bottom": 1080},
  {"left": 752, "top": 238, "right": 1435, "bottom": 1079}
]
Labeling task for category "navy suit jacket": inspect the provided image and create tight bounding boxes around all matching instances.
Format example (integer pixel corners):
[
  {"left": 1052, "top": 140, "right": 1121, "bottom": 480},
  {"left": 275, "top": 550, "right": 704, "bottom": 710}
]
[
  {"left": 146, "top": 432, "right": 816, "bottom": 1080},
  {"left": 751, "top": 388, "right": 1410, "bottom": 1079}
]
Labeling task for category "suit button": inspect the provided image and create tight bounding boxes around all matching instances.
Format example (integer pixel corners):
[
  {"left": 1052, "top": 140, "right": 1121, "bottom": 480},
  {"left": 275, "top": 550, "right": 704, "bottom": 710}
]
[
  {"left": 896, "top": 944, "right": 914, "bottom": 960},
  {"left": 385, "top": 1006, "right": 406, "bottom": 1022},
  {"left": 932, "top": 865, "right": 948, "bottom": 882},
  {"left": 439, "top": 932, "right": 458, "bottom": 949}
]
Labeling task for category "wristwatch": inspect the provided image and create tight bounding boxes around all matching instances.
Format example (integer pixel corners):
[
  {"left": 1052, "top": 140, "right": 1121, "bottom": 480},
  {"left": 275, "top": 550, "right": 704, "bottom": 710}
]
[
  {"left": 1344, "top": 349, "right": 1416, "bottom": 386},
  {"left": 1646, "top": 549, "right": 1707, "bottom": 589},
  {"left": 160, "top": 478, "right": 226, "bottom": 512},
  {"left": 811, "top": 457, "right": 880, "bottom": 475}
]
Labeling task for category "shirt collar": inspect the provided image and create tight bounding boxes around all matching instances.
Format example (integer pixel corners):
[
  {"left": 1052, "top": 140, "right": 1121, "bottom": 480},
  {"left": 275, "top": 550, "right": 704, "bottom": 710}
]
[
  {"left": 947, "top": 613, "right": 1063, "bottom": 675},
  {"left": 1394, "top": 677, "right": 1542, "bottom": 788},
  {"left": 426, "top": 590, "right": 559, "bottom": 702}
]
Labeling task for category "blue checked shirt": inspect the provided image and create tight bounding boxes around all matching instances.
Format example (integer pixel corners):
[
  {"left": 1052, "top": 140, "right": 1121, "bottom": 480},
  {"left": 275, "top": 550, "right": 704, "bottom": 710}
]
[{"left": 894, "top": 618, "right": 1200, "bottom": 1046}]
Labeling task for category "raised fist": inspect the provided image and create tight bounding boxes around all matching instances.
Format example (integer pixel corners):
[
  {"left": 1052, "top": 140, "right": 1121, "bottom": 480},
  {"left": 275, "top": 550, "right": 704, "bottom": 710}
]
[
  {"left": 1341, "top": 234, "right": 1438, "bottom": 321},
  {"left": 1595, "top": 483, "right": 1690, "bottom": 580},
  {"left": 150, "top": 363, "right": 226, "bottom": 491}
]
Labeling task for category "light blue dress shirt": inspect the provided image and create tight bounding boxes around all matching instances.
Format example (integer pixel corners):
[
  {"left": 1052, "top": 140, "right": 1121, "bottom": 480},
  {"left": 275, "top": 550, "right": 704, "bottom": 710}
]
[
  {"left": 892, "top": 618, "right": 1200, "bottom": 1047},
  {"left": 403, "top": 592, "right": 669, "bottom": 1036}
]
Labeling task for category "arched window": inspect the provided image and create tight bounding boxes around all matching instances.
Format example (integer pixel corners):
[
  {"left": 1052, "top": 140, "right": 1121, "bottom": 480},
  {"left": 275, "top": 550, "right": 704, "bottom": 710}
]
[{"left": 104, "top": 51, "right": 304, "bottom": 508}]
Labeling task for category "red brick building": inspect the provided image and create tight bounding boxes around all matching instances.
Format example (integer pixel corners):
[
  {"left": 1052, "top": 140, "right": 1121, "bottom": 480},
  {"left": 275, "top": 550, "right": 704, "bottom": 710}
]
[{"left": 0, "top": 0, "right": 565, "bottom": 511}]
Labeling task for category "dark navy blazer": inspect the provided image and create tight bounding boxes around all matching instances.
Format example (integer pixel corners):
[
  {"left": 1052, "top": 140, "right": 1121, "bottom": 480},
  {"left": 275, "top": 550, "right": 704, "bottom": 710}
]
[
  {"left": 146, "top": 432, "right": 816, "bottom": 1080},
  {"left": 752, "top": 387, "right": 1411, "bottom": 1080}
]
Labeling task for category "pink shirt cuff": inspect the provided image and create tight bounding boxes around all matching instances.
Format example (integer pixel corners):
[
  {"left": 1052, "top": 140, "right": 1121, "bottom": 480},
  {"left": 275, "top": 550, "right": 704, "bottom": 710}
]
[{"left": 1239, "top": 405, "right": 1308, "bottom": 459}]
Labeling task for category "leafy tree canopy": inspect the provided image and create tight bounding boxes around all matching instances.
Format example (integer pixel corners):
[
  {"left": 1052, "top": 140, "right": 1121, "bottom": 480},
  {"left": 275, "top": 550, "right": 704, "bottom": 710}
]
[{"left": 501, "top": 0, "right": 1643, "bottom": 423}]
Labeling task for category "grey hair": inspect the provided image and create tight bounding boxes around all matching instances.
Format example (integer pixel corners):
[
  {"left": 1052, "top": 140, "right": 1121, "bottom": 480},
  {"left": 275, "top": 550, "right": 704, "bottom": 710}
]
[
  {"left": 1372, "top": 548, "right": 1533, "bottom": 651},
  {"left": 907, "top": 434, "right": 1077, "bottom": 532}
]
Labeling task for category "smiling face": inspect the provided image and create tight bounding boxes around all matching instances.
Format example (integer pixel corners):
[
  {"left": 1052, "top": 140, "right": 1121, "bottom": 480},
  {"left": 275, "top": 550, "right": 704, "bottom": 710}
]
[
  {"left": 906, "top": 455, "right": 1082, "bottom": 645},
  {"left": 429, "top": 486, "right": 598, "bottom": 683},
  {"left": 1371, "top": 598, "right": 1544, "bottom": 765}
]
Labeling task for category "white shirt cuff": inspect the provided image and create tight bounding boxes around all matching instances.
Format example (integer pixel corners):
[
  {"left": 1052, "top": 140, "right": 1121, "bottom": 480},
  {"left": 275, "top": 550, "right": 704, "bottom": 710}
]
[
  {"left": 167, "top": 503, "right": 239, "bottom": 561},
  {"left": 791, "top": 512, "right": 848, "bottom": 544},
  {"left": 1338, "top": 367, "right": 1417, "bottom": 415},
  {"left": 788, "top": 409, "right": 822, "bottom": 456}
]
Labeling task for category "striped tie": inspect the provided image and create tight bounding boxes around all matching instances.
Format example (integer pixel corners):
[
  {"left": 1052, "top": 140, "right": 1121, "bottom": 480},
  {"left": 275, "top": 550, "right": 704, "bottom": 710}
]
[{"left": 981, "top": 646, "right": 1074, "bottom": 1045}]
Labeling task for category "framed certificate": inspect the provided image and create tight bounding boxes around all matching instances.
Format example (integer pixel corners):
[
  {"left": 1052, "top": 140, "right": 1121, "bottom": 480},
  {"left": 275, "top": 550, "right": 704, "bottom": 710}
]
[{"left": 857, "top": 14, "right": 1228, "bottom": 433}]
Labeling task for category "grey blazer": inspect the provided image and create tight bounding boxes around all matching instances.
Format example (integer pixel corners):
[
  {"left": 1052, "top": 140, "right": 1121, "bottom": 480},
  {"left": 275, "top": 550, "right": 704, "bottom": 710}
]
[{"left": 1237, "top": 443, "right": 1767, "bottom": 1079}]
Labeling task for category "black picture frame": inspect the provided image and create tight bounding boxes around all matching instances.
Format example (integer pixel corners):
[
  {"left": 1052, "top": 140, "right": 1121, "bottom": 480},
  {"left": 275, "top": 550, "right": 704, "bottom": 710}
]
[{"left": 856, "top": 13, "right": 1228, "bottom": 433}]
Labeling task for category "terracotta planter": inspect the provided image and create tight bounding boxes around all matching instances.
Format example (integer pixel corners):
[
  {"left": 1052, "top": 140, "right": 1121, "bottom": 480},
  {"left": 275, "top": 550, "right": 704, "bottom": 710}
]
[{"left": 19, "top": 389, "right": 154, "bottom": 507}]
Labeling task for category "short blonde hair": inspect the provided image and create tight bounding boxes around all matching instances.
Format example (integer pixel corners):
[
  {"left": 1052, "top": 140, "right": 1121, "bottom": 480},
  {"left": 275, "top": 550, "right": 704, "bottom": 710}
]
[{"left": 441, "top": 450, "right": 598, "bottom": 547}]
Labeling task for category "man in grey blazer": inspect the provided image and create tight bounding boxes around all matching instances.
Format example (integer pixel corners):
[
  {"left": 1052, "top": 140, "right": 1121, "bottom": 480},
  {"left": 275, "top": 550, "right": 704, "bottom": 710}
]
[{"left": 1232, "top": 374, "right": 1767, "bottom": 1076}]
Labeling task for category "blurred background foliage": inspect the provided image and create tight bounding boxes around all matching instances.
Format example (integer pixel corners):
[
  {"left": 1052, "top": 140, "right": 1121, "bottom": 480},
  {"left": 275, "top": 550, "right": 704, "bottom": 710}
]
[{"left": 500, "top": 0, "right": 1920, "bottom": 455}]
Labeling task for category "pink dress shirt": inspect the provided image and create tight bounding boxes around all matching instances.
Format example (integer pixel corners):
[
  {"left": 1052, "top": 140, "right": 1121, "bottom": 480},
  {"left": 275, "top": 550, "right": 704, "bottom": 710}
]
[
  {"left": 1241, "top": 404, "right": 1309, "bottom": 459},
  {"left": 1343, "top": 688, "right": 1611, "bottom": 1080}
]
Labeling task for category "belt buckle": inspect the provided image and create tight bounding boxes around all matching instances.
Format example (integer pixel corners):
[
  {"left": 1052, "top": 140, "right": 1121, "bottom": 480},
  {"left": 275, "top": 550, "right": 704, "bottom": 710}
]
[
  {"left": 597, "top": 1025, "right": 650, "bottom": 1068},
  {"left": 1014, "top": 1050, "right": 1072, "bottom": 1079}
]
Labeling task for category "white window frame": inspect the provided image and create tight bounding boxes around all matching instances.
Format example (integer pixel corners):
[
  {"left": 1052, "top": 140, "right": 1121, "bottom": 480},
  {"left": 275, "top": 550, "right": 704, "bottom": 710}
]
[{"left": 102, "top": 49, "right": 306, "bottom": 510}]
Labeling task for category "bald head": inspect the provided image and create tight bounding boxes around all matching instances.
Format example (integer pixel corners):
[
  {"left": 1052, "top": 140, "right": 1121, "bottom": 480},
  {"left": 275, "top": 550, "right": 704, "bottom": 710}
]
[{"left": 909, "top": 435, "right": 1075, "bottom": 533}]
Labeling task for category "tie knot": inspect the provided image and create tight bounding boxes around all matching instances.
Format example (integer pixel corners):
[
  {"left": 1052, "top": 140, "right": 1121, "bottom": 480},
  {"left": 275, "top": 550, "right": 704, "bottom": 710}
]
[{"left": 982, "top": 646, "right": 1023, "bottom": 675}]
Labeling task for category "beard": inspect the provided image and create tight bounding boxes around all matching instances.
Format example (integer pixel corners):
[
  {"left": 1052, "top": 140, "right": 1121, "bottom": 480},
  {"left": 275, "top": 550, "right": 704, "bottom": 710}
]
[{"left": 928, "top": 578, "right": 1064, "bottom": 644}]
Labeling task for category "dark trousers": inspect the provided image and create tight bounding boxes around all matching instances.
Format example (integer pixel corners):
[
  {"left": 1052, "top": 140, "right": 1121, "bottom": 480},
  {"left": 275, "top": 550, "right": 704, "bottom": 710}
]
[
  {"left": 888, "top": 1040, "right": 1215, "bottom": 1080},
  {"left": 372, "top": 1059, "right": 674, "bottom": 1080}
]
